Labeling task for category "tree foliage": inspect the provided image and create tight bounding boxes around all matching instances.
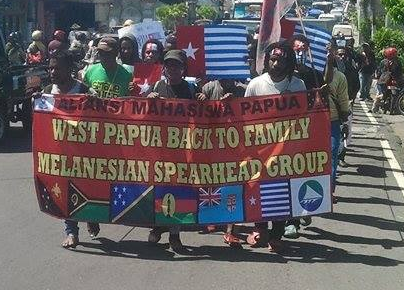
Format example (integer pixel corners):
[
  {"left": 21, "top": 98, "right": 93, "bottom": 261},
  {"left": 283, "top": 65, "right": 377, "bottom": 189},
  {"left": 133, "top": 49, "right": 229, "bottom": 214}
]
[
  {"left": 196, "top": 5, "right": 218, "bottom": 20},
  {"left": 156, "top": 3, "right": 188, "bottom": 30},
  {"left": 373, "top": 28, "right": 404, "bottom": 65},
  {"left": 382, "top": 0, "right": 404, "bottom": 25}
]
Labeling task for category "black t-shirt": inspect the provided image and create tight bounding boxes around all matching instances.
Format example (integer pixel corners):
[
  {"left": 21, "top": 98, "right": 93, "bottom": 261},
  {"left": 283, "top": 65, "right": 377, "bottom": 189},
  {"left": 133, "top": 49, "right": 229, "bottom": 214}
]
[
  {"left": 153, "top": 79, "right": 196, "bottom": 99},
  {"left": 294, "top": 66, "right": 324, "bottom": 90}
]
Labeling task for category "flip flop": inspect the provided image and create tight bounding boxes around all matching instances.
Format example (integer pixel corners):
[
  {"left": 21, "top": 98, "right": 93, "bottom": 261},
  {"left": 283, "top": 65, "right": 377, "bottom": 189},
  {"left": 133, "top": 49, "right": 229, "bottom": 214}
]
[
  {"left": 223, "top": 233, "right": 242, "bottom": 248},
  {"left": 61, "top": 234, "right": 79, "bottom": 249}
]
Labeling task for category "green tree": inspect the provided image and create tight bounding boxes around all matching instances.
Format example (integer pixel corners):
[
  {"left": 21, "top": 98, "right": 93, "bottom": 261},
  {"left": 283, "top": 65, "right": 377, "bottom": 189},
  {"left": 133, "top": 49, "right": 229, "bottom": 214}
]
[
  {"left": 196, "top": 5, "right": 218, "bottom": 20},
  {"left": 373, "top": 28, "right": 404, "bottom": 65},
  {"left": 382, "top": 0, "right": 404, "bottom": 25},
  {"left": 156, "top": 3, "right": 188, "bottom": 30}
]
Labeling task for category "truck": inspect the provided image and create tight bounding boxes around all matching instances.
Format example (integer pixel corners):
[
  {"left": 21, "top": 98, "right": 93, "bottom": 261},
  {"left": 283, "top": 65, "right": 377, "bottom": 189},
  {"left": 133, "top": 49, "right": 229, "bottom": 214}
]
[
  {"left": 0, "top": 31, "right": 49, "bottom": 142},
  {"left": 222, "top": 0, "right": 338, "bottom": 34}
]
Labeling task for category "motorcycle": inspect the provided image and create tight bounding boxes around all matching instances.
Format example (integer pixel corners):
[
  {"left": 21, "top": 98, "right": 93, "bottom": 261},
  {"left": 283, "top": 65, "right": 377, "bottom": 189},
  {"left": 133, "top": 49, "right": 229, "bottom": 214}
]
[{"left": 382, "top": 80, "right": 404, "bottom": 115}]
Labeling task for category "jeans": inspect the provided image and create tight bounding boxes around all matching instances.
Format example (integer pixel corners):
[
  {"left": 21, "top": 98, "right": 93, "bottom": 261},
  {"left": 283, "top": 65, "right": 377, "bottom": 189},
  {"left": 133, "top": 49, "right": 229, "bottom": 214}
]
[
  {"left": 331, "top": 120, "right": 341, "bottom": 192},
  {"left": 359, "top": 73, "right": 373, "bottom": 100},
  {"left": 64, "top": 219, "right": 79, "bottom": 236}
]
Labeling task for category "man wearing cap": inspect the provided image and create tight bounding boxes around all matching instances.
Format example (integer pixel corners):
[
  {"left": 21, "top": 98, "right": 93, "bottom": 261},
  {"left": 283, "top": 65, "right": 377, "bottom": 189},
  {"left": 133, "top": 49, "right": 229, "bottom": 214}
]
[
  {"left": 83, "top": 37, "right": 132, "bottom": 98},
  {"left": 147, "top": 49, "right": 198, "bottom": 252},
  {"left": 148, "top": 49, "right": 198, "bottom": 100}
]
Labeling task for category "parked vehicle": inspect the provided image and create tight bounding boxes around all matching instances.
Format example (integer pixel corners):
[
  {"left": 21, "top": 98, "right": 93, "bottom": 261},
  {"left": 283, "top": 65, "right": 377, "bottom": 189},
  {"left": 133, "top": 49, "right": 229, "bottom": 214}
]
[{"left": 382, "top": 83, "right": 404, "bottom": 115}]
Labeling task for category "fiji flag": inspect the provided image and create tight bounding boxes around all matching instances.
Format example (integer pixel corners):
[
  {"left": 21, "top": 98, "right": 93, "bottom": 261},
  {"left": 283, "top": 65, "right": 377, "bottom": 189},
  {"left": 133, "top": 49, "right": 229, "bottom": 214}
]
[
  {"left": 177, "top": 25, "right": 250, "bottom": 80},
  {"left": 198, "top": 185, "right": 244, "bottom": 224},
  {"left": 281, "top": 19, "right": 332, "bottom": 72},
  {"left": 155, "top": 186, "right": 197, "bottom": 225}
]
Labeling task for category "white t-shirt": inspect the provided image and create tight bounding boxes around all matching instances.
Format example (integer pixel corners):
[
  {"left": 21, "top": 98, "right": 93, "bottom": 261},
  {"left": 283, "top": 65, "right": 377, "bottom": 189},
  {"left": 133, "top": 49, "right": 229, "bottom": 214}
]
[{"left": 245, "top": 73, "right": 306, "bottom": 97}]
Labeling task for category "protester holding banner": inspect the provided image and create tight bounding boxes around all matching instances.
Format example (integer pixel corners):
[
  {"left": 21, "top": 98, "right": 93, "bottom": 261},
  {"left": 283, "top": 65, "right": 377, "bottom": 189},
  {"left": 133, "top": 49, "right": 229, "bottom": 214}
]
[
  {"left": 146, "top": 49, "right": 200, "bottom": 251},
  {"left": 83, "top": 37, "right": 132, "bottom": 98},
  {"left": 40, "top": 50, "right": 98, "bottom": 248},
  {"left": 141, "top": 39, "right": 165, "bottom": 65},
  {"left": 244, "top": 41, "right": 306, "bottom": 252}
]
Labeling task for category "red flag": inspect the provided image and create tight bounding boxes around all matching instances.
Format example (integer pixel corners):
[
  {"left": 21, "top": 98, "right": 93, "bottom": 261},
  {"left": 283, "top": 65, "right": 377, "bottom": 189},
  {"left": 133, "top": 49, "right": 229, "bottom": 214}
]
[
  {"left": 132, "top": 63, "right": 162, "bottom": 97},
  {"left": 256, "top": 0, "right": 295, "bottom": 74},
  {"left": 176, "top": 26, "right": 205, "bottom": 78}
]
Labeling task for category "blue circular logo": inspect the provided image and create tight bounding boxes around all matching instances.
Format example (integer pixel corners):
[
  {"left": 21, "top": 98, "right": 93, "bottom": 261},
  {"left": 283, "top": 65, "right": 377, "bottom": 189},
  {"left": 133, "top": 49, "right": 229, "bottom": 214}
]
[{"left": 298, "top": 180, "right": 324, "bottom": 212}]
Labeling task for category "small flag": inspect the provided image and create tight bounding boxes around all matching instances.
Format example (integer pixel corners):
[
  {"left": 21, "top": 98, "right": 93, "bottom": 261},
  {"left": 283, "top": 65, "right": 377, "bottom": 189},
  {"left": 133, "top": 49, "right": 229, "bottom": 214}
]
[
  {"left": 132, "top": 63, "right": 162, "bottom": 97},
  {"left": 307, "top": 90, "right": 329, "bottom": 111},
  {"left": 177, "top": 25, "right": 250, "bottom": 80},
  {"left": 35, "top": 177, "right": 64, "bottom": 217},
  {"left": 155, "top": 186, "right": 197, "bottom": 225},
  {"left": 244, "top": 180, "right": 291, "bottom": 221},
  {"left": 198, "top": 185, "right": 244, "bottom": 224},
  {"left": 110, "top": 184, "right": 154, "bottom": 224}
]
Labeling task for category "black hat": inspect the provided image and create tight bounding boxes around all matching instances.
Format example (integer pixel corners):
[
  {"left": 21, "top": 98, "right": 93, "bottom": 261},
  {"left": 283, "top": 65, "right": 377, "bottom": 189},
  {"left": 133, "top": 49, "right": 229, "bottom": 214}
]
[
  {"left": 164, "top": 49, "right": 187, "bottom": 65},
  {"left": 97, "top": 37, "right": 118, "bottom": 52}
]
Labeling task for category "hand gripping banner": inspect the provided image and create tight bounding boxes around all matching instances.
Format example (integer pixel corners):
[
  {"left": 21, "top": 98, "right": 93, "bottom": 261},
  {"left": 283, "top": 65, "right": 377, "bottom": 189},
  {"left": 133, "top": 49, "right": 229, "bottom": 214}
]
[{"left": 33, "top": 92, "right": 331, "bottom": 226}]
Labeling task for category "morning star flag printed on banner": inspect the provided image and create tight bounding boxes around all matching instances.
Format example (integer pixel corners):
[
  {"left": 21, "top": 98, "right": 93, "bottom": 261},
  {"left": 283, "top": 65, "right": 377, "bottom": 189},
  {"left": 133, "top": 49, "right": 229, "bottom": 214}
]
[
  {"left": 281, "top": 19, "right": 333, "bottom": 72},
  {"left": 32, "top": 92, "right": 332, "bottom": 226},
  {"left": 176, "top": 25, "right": 250, "bottom": 80}
]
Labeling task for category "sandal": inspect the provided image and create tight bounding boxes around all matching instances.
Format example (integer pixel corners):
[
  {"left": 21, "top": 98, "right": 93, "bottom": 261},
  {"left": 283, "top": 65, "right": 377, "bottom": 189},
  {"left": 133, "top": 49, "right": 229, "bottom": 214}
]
[
  {"left": 247, "top": 230, "right": 268, "bottom": 248},
  {"left": 61, "top": 234, "right": 79, "bottom": 249},
  {"left": 87, "top": 222, "right": 100, "bottom": 238},
  {"left": 223, "top": 233, "right": 242, "bottom": 248},
  {"left": 268, "top": 239, "right": 283, "bottom": 253}
]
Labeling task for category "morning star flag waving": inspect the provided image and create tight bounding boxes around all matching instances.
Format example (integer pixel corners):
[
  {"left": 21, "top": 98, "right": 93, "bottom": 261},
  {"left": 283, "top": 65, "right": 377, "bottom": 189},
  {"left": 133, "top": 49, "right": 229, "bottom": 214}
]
[
  {"left": 280, "top": 19, "right": 333, "bottom": 72},
  {"left": 177, "top": 25, "right": 250, "bottom": 80}
]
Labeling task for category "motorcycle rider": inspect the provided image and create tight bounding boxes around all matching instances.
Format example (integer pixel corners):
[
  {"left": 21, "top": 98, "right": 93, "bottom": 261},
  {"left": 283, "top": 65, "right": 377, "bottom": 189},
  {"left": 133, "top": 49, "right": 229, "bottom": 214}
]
[
  {"left": 5, "top": 32, "right": 25, "bottom": 66},
  {"left": 370, "top": 47, "right": 404, "bottom": 113}
]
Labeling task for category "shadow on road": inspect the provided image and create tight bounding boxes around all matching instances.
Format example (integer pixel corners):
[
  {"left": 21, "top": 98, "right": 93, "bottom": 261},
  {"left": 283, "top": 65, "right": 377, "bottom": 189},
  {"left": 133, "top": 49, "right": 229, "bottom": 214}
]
[
  {"left": 336, "top": 181, "right": 402, "bottom": 191},
  {"left": 0, "top": 128, "right": 32, "bottom": 153},
  {"left": 70, "top": 236, "right": 403, "bottom": 267},
  {"left": 337, "top": 196, "right": 404, "bottom": 206}
]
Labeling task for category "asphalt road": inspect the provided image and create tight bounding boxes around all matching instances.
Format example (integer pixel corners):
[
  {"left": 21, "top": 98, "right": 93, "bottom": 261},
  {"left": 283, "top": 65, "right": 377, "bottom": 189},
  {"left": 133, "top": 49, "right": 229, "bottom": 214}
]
[{"left": 0, "top": 101, "right": 403, "bottom": 290}]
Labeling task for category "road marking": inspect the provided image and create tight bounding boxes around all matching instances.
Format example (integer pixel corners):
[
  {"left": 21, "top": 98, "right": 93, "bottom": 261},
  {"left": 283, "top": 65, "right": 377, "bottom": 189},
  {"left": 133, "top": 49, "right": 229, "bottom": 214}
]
[{"left": 360, "top": 101, "right": 404, "bottom": 196}]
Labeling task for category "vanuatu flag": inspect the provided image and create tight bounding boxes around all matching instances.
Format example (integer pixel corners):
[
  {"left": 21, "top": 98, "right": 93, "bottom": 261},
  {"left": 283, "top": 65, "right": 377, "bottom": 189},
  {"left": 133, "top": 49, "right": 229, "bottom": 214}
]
[{"left": 155, "top": 186, "right": 197, "bottom": 225}]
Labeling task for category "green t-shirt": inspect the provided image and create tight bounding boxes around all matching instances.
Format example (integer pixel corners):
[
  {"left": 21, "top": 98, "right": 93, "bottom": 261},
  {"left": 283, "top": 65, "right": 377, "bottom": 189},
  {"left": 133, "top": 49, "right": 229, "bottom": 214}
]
[{"left": 83, "top": 63, "right": 132, "bottom": 98}]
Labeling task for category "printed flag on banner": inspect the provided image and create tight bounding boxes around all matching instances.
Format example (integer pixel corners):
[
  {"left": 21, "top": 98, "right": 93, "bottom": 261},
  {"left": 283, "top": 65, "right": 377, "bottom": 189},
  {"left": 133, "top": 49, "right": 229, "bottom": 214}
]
[
  {"left": 256, "top": 0, "right": 295, "bottom": 74},
  {"left": 244, "top": 180, "right": 292, "bottom": 222},
  {"left": 176, "top": 25, "right": 250, "bottom": 80},
  {"left": 290, "top": 175, "right": 331, "bottom": 217},
  {"left": 281, "top": 19, "right": 333, "bottom": 72},
  {"left": 67, "top": 181, "right": 109, "bottom": 222},
  {"left": 35, "top": 177, "right": 64, "bottom": 217},
  {"left": 110, "top": 184, "right": 154, "bottom": 224},
  {"left": 155, "top": 186, "right": 197, "bottom": 225},
  {"left": 198, "top": 185, "right": 244, "bottom": 224},
  {"left": 132, "top": 63, "right": 162, "bottom": 97}
]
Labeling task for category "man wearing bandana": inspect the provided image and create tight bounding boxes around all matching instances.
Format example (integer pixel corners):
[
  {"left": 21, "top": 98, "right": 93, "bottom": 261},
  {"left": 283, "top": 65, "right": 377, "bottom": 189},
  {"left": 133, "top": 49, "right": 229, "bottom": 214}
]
[{"left": 244, "top": 41, "right": 306, "bottom": 252}]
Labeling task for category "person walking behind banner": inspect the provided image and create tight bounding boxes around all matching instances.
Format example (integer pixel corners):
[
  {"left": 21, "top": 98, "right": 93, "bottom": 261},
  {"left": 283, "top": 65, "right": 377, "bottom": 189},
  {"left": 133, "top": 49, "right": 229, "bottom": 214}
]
[
  {"left": 282, "top": 34, "right": 325, "bottom": 239},
  {"left": 335, "top": 46, "right": 359, "bottom": 166},
  {"left": 147, "top": 50, "right": 199, "bottom": 252},
  {"left": 83, "top": 37, "right": 132, "bottom": 98},
  {"left": 118, "top": 34, "right": 142, "bottom": 74},
  {"left": 141, "top": 39, "right": 165, "bottom": 65},
  {"left": 358, "top": 43, "right": 376, "bottom": 101},
  {"left": 38, "top": 50, "right": 97, "bottom": 248},
  {"left": 325, "top": 43, "right": 350, "bottom": 203},
  {"left": 200, "top": 79, "right": 246, "bottom": 247},
  {"left": 27, "top": 30, "right": 47, "bottom": 65},
  {"left": 5, "top": 32, "right": 25, "bottom": 66},
  {"left": 244, "top": 41, "right": 306, "bottom": 252},
  {"left": 48, "top": 30, "right": 69, "bottom": 55}
]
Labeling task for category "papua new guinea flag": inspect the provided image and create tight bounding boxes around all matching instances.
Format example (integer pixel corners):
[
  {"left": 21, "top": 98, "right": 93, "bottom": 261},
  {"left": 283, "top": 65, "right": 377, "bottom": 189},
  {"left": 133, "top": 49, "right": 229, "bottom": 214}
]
[
  {"left": 35, "top": 176, "right": 64, "bottom": 218},
  {"left": 198, "top": 185, "right": 244, "bottom": 224},
  {"left": 155, "top": 186, "right": 197, "bottom": 225},
  {"left": 110, "top": 184, "right": 154, "bottom": 224},
  {"left": 67, "top": 181, "right": 109, "bottom": 223}
]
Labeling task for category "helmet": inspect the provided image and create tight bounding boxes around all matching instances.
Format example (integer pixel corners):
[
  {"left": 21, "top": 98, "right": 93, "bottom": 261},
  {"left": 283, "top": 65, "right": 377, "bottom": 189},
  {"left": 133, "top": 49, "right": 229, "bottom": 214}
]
[
  {"left": 8, "top": 32, "right": 19, "bottom": 41},
  {"left": 123, "top": 19, "right": 134, "bottom": 27},
  {"left": 384, "top": 47, "right": 398, "bottom": 60},
  {"left": 53, "top": 30, "right": 66, "bottom": 41},
  {"left": 32, "top": 30, "right": 43, "bottom": 41}
]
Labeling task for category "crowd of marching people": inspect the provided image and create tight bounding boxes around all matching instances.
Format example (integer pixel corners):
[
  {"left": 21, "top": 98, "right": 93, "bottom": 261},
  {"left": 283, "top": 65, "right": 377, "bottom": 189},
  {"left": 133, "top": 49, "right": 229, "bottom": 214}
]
[{"left": 7, "top": 19, "right": 403, "bottom": 252}]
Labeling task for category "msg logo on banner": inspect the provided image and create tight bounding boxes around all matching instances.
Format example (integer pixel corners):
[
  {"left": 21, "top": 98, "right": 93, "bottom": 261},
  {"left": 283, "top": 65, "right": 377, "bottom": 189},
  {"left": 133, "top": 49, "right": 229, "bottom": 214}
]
[{"left": 290, "top": 175, "right": 331, "bottom": 217}]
